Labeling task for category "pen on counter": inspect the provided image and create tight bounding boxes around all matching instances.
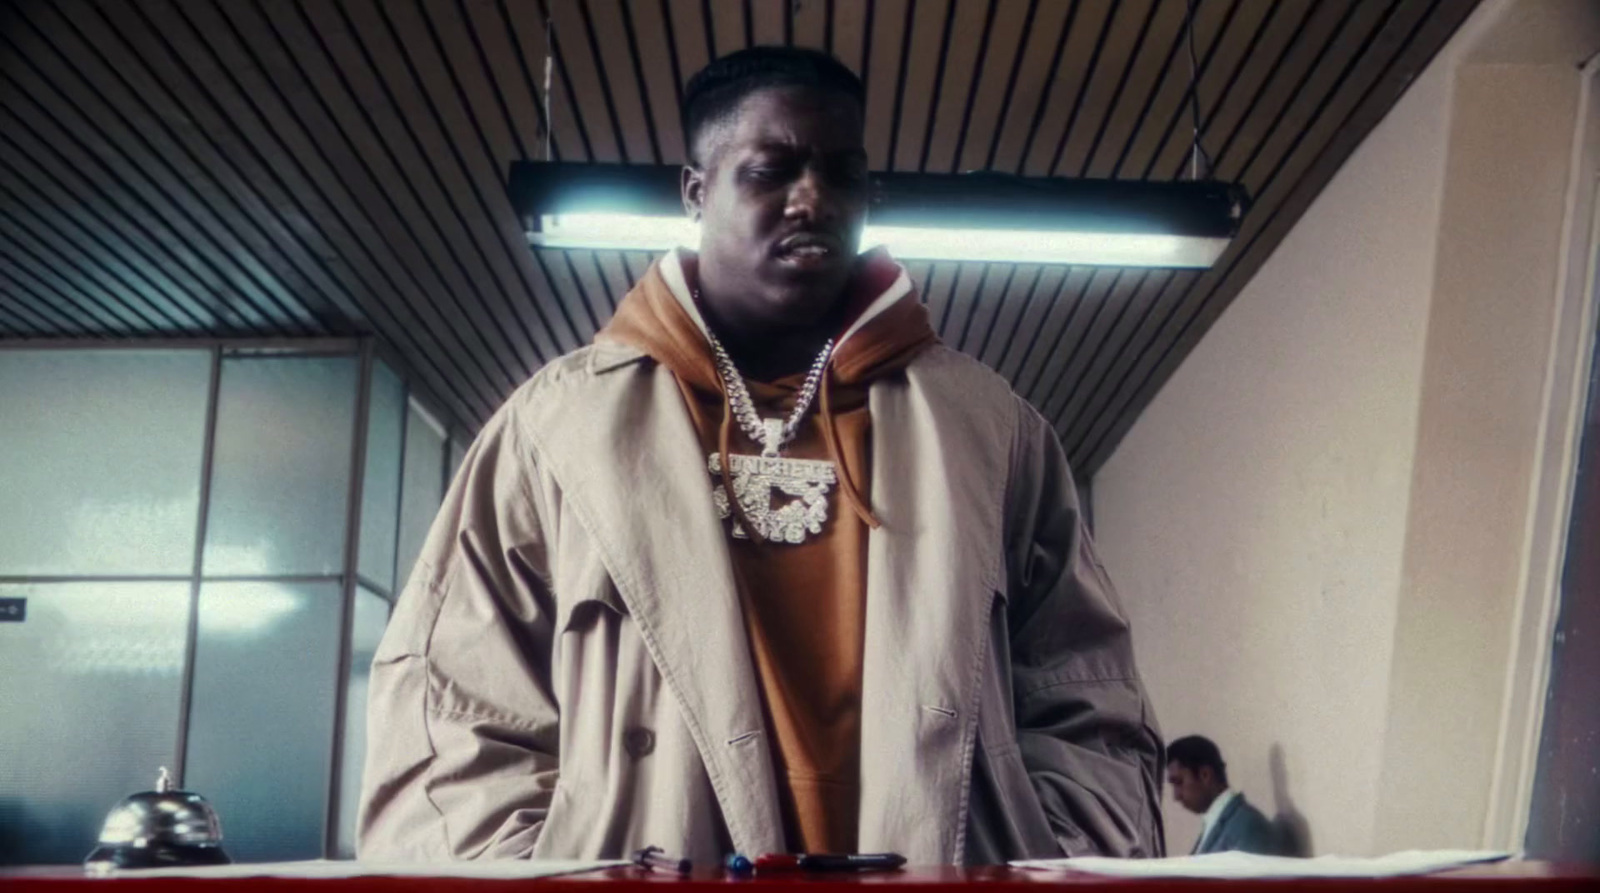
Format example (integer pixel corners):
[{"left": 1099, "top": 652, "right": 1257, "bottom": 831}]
[
  {"left": 634, "top": 846, "right": 692, "bottom": 875},
  {"left": 753, "top": 852, "right": 907, "bottom": 872}
]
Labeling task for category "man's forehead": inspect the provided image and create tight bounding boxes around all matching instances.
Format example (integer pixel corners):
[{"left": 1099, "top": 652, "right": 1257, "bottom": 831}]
[{"left": 705, "top": 87, "right": 864, "bottom": 157}]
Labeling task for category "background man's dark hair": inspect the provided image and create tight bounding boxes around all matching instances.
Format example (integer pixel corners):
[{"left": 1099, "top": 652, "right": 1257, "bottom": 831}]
[
  {"left": 1168, "top": 735, "right": 1229, "bottom": 786},
  {"left": 680, "top": 46, "right": 865, "bottom": 165}
]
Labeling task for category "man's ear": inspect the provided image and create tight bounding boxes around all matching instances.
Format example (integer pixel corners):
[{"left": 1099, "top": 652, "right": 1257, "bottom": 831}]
[{"left": 682, "top": 164, "right": 705, "bottom": 222}]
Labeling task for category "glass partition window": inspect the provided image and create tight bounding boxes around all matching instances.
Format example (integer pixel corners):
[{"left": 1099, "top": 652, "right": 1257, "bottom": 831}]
[
  {"left": 0, "top": 345, "right": 456, "bottom": 865},
  {"left": 449, "top": 435, "right": 469, "bottom": 482},
  {"left": 334, "top": 585, "right": 391, "bottom": 859},
  {"left": 0, "top": 350, "right": 209, "bottom": 576},
  {"left": 0, "top": 581, "right": 189, "bottom": 865},
  {"left": 202, "top": 356, "right": 358, "bottom": 577},
  {"left": 358, "top": 362, "right": 405, "bottom": 592},
  {"left": 395, "top": 399, "right": 447, "bottom": 592},
  {"left": 184, "top": 581, "right": 342, "bottom": 862}
]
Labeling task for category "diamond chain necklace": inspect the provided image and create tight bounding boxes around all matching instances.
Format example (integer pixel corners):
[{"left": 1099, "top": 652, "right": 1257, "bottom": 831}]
[
  {"left": 696, "top": 291, "right": 840, "bottom": 543},
  {"left": 699, "top": 292, "right": 835, "bottom": 458}
]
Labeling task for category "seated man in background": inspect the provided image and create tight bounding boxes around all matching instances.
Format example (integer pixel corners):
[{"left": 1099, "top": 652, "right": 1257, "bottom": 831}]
[
  {"left": 358, "top": 46, "right": 1163, "bottom": 864},
  {"left": 1167, "top": 735, "right": 1282, "bottom": 856}
]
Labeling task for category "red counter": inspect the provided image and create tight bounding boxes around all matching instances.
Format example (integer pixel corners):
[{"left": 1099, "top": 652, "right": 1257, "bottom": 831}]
[{"left": 2, "top": 863, "right": 1596, "bottom": 892}]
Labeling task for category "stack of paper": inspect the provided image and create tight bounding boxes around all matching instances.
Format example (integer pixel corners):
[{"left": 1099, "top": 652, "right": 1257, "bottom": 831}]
[
  {"left": 97, "top": 859, "right": 631, "bottom": 880},
  {"left": 1012, "top": 850, "right": 1511, "bottom": 879}
]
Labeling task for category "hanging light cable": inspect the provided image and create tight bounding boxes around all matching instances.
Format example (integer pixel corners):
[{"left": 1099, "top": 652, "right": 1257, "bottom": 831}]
[
  {"left": 1186, "top": 0, "right": 1216, "bottom": 182},
  {"left": 543, "top": 26, "right": 553, "bottom": 160}
]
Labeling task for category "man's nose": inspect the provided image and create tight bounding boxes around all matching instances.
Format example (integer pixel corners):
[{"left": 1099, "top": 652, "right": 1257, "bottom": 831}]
[{"left": 784, "top": 167, "right": 837, "bottom": 225}]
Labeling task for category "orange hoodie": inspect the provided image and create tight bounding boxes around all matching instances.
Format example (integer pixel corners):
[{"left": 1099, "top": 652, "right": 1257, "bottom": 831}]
[{"left": 599, "top": 249, "right": 937, "bottom": 853}]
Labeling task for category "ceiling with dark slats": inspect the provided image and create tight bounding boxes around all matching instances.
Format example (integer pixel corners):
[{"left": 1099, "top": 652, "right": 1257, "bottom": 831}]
[{"left": 0, "top": 0, "right": 1477, "bottom": 474}]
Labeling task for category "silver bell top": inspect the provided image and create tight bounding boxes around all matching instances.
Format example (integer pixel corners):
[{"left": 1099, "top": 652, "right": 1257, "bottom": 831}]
[
  {"left": 95, "top": 767, "right": 223, "bottom": 847},
  {"left": 85, "top": 767, "right": 229, "bottom": 871}
]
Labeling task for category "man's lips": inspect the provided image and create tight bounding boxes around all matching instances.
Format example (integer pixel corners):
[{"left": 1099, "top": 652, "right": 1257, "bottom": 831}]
[{"left": 774, "top": 232, "right": 845, "bottom": 260}]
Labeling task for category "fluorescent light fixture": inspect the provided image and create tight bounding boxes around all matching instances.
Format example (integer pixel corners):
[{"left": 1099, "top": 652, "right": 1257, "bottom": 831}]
[
  {"left": 510, "top": 163, "right": 1246, "bottom": 269},
  {"left": 530, "top": 213, "right": 1230, "bottom": 268},
  {"left": 532, "top": 212, "right": 699, "bottom": 252},
  {"left": 867, "top": 225, "right": 1229, "bottom": 267}
]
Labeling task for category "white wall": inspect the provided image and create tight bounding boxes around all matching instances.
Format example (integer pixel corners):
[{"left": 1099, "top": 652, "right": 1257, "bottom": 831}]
[
  {"left": 1093, "top": 0, "right": 1600, "bottom": 857},
  {"left": 1092, "top": 24, "right": 1457, "bottom": 858}
]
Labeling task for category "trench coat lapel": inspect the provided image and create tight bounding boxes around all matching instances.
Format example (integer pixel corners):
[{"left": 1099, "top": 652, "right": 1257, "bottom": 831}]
[{"left": 531, "top": 347, "right": 785, "bottom": 856}]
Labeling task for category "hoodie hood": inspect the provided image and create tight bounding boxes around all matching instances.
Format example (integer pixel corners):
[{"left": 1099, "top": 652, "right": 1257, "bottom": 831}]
[
  {"left": 599, "top": 247, "right": 937, "bottom": 392},
  {"left": 598, "top": 247, "right": 938, "bottom": 534}
]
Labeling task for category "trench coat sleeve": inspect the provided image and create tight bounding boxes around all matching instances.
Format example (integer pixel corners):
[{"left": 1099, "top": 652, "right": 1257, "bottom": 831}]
[
  {"left": 1001, "top": 396, "right": 1166, "bottom": 858},
  {"left": 356, "top": 398, "right": 561, "bottom": 860}
]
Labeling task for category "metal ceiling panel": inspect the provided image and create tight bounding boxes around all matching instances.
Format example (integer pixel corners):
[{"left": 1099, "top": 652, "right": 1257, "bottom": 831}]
[{"left": 0, "top": 0, "right": 1479, "bottom": 474}]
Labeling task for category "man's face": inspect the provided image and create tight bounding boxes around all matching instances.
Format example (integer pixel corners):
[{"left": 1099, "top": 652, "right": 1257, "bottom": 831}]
[
  {"left": 1167, "top": 762, "right": 1218, "bottom": 814},
  {"left": 683, "top": 86, "right": 868, "bottom": 331}
]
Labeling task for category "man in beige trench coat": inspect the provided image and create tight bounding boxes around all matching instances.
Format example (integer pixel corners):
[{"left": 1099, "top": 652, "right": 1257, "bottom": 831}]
[{"left": 358, "top": 46, "right": 1164, "bottom": 866}]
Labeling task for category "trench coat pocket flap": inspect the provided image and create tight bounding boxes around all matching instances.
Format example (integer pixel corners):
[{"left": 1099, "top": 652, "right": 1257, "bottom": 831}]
[{"left": 557, "top": 586, "right": 629, "bottom": 633}]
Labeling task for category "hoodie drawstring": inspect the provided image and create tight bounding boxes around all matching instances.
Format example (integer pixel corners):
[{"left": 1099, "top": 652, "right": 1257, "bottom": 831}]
[{"left": 819, "top": 370, "right": 881, "bottom": 530}]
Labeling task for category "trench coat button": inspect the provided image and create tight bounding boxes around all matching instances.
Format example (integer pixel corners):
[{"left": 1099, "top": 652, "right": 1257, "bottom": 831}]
[{"left": 623, "top": 727, "right": 656, "bottom": 759}]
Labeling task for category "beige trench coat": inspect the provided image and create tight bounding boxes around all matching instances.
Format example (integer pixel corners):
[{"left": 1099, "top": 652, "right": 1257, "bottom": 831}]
[{"left": 357, "top": 342, "right": 1164, "bottom": 864}]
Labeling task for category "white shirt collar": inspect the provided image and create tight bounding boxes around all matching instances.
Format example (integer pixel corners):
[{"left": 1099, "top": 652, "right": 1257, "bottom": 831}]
[{"left": 1200, "top": 788, "right": 1239, "bottom": 842}]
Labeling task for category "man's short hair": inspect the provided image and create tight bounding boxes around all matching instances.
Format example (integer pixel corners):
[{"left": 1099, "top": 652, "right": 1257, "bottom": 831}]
[
  {"left": 681, "top": 46, "right": 865, "bottom": 165},
  {"left": 1167, "top": 735, "right": 1229, "bottom": 786}
]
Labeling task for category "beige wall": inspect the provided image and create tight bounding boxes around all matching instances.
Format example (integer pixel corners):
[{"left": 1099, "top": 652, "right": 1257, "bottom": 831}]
[
  {"left": 1372, "top": 60, "right": 1582, "bottom": 850},
  {"left": 1093, "top": 0, "right": 1600, "bottom": 857},
  {"left": 1093, "top": 38, "right": 1453, "bottom": 857}
]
